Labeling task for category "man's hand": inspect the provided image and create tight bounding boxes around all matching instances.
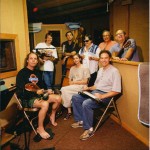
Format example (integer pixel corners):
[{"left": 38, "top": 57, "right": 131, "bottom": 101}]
[
  {"left": 48, "top": 56, "right": 56, "bottom": 61},
  {"left": 37, "top": 89, "right": 44, "bottom": 95},
  {"left": 93, "top": 93, "right": 103, "bottom": 99},
  {"left": 80, "top": 54, "right": 85, "bottom": 59},
  {"left": 112, "top": 56, "right": 121, "bottom": 60},
  {"left": 47, "top": 89, "right": 54, "bottom": 94},
  {"left": 62, "top": 56, "right": 69, "bottom": 64},
  {"left": 120, "top": 57, "right": 128, "bottom": 61},
  {"left": 71, "top": 51, "right": 76, "bottom": 56}
]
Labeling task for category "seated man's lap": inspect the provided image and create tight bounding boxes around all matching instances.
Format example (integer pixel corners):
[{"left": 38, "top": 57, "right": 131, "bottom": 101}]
[
  {"left": 22, "top": 97, "right": 38, "bottom": 108},
  {"left": 82, "top": 98, "right": 99, "bottom": 109},
  {"left": 91, "top": 90, "right": 112, "bottom": 104}
]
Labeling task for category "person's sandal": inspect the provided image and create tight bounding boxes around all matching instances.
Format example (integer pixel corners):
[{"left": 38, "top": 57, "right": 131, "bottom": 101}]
[
  {"left": 33, "top": 128, "right": 55, "bottom": 142},
  {"left": 64, "top": 113, "right": 72, "bottom": 120}
]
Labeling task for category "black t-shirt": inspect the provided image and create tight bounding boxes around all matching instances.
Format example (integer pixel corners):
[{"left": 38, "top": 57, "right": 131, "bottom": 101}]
[
  {"left": 61, "top": 41, "right": 80, "bottom": 59},
  {"left": 16, "top": 67, "right": 44, "bottom": 100}
]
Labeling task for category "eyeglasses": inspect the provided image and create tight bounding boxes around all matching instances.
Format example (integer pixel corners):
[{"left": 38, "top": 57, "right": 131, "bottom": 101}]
[
  {"left": 103, "top": 35, "right": 110, "bottom": 37},
  {"left": 84, "top": 40, "right": 89, "bottom": 42},
  {"left": 115, "top": 33, "right": 124, "bottom": 37}
]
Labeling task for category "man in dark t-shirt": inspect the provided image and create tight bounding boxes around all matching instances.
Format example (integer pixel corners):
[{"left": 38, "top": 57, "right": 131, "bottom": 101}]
[
  {"left": 16, "top": 52, "right": 62, "bottom": 139},
  {"left": 61, "top": 31, "right": 80, "bottom": 76}
]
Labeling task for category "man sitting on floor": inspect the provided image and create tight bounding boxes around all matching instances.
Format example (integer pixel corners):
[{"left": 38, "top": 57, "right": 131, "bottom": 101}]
[{"left": 71, "top": 50, "right": 121, "bottom": 140}]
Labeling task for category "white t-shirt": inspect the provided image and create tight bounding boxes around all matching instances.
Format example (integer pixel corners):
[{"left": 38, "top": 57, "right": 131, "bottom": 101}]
[
  {"left": 79, "top": 43, "right": 100, "bottom": 74},
  {"left": 35, "top": 42, "right": 58, "bottom": 71}
]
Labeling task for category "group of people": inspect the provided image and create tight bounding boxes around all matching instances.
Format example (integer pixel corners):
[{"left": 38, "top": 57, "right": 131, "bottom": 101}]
[{"left": 16, "top": 28, "right": 138, "bottom": 140}]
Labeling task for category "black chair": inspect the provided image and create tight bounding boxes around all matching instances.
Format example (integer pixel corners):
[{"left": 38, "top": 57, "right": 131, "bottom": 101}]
[
  {"left": 14, "top": 93, "right": 39, "bottom": 135},
  {"left": 14, "top": 93, "right": 39, "bottom": 149}
]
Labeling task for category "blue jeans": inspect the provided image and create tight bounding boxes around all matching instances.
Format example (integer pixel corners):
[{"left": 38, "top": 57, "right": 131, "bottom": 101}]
[
  {"left": 43, "top": 71, "right": 54, "bottom": 89},
  {"left": 72, "top": 90, "right": 112, "bottom": 130}
]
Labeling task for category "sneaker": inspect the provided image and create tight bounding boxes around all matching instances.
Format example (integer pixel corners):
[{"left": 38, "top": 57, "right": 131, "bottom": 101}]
[
  {"left": 79, "top": 130, "right": 94, "bottom": 140},
  {"left": 71, "top": 122, "right": 83, "bottom": 128},
  {"left": 64, "top": 113, "right": 72, "bottom": 120}
]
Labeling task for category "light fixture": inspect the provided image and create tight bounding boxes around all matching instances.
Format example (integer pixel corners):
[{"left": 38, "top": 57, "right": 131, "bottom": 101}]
[{"left": 106, "top": 0, "right": 114, "bottom": 12}]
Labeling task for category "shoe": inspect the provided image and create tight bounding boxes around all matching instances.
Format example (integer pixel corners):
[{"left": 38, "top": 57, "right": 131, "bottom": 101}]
[
  {"left": 33, "top": 128, "right": 55, "bottom": 142},
  {"left": 79, "top": 130, "right": 94, "bottom": 140},
  {"left": 56, "top": 110, "right": 63, "bottom": 119},
  {"left": 64, "top": 113, "right": 72, "bottom": 120},
  {"left": 71, "top": 122, "right": 83, "bottom": 128}
]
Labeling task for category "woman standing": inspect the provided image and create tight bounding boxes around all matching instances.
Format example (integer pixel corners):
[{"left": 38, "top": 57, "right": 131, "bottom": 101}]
[{"left": 61, "top": 54, "right": 90, "bottom": 120}]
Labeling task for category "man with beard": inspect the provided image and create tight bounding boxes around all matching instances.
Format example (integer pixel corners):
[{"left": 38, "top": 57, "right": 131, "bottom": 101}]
[{"left": 16, "top": 52, "right": 62, "bottom": 140}]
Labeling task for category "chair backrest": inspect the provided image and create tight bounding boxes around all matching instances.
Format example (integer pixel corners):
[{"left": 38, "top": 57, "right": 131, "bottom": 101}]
[
  {"left": 14, "top": 93, "right": 23, "bottom": 110},
  {"left": 0, "top": 86, "right": 16, "bottom": 111}
]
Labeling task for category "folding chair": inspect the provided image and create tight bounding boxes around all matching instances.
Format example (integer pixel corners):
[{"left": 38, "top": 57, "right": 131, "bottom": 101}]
[
  {"left": 93, "top": 97, "right": 121, "bottom": 133},
  {"left": 14, "top": 93, "right": 38, "bottom": 135}
]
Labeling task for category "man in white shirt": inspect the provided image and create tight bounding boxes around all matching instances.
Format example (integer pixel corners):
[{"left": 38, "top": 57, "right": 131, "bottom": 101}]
[
  {"left": 35, "top": 32, "right": 58, "bottom": 89},
  {"left": 79, "top": 34, "right": 100, "bottom": 86}
]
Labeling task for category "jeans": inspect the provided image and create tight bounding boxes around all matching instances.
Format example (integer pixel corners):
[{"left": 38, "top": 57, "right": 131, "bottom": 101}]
[
  {"left": 43, "top": 71, "right": 54, "bottom": 89},
  {"left": 72, "top": 90, "right": 112, "bottom": 130}
]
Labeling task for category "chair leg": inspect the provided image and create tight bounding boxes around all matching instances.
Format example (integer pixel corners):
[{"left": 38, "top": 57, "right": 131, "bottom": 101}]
[
  {"left": 23, "top": 111, "right": 37, "bottom": 135},
  {"left": 21, "top": 117, "right": 30, "bottom": 150},
  {"left": 93, "top": 99, "right": 113, "bottom": 133},
  {"left": 112, "top": 101, "right": 122, "bottom": 126},
  {"left": 23, "top": 130, "right": 29, "bottom": 150}
]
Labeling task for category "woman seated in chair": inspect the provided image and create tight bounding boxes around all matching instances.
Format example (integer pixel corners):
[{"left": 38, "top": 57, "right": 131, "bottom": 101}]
[
  {"left": 16, "top": 52, "right": 62, "bottom": 140},
  {"left": 61, "top": 54, "right": 90, "bottom": 120}
]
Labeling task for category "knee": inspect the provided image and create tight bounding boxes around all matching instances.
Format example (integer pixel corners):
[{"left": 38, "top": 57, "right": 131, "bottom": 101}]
[
  {"left": 57, "top": 95, "right": 62, "bottom": 104},
  {"left": 72, "top": 94, "right": 79, "bottom": 103},
  {"left": 41, "top": 101, "right": 49, "bottom": 109},
  {"left": 53, "top": 95, "right": 62, "bottom": 104},
  {"left": 82, "top": 100, "right": 89, "bottom": 109}
]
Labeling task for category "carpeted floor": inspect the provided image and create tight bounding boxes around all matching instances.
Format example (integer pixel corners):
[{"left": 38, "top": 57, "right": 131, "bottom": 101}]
[{"left": 11, "top": 111, "right": 148, "bottom": 150}]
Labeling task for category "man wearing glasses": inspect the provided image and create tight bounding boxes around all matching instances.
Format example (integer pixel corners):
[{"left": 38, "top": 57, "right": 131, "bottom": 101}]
[
  {"left": 110, "top": 29, "right": 139, "bottom": 61},
  {"left": 79, "top": 34, "right": 101, "bottom": 86}
]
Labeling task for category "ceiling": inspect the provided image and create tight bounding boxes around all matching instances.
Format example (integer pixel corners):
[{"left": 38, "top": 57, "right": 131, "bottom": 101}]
[{"left": 27, "top": 0, "right": 109, "bottom": 24}]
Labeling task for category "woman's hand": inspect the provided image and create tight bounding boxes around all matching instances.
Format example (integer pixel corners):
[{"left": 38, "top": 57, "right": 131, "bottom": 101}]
[
  {"left": 82, "top": 85, "right": 89, "bottom": 91},
  {"left": 69, "top": 81, "right": 74, "bottom": 85}
]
